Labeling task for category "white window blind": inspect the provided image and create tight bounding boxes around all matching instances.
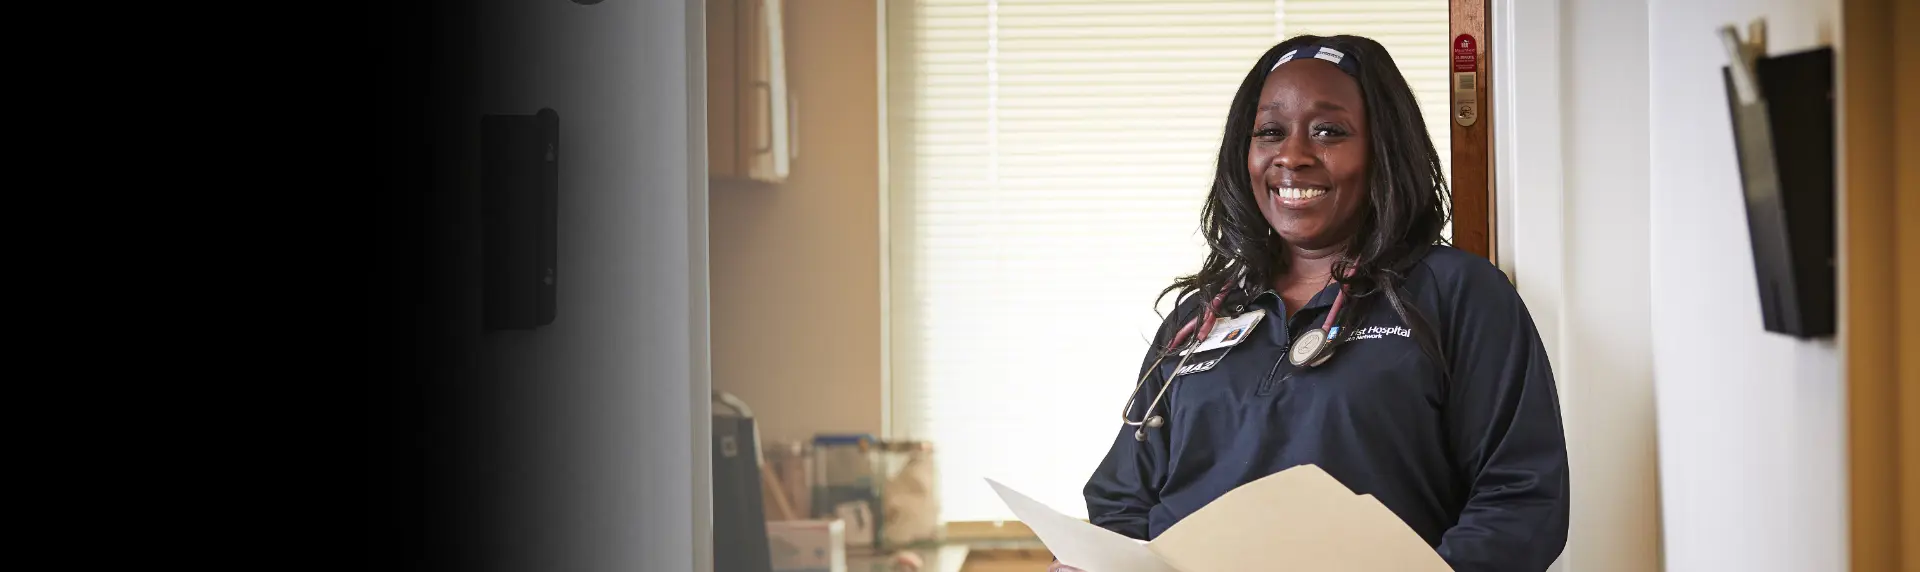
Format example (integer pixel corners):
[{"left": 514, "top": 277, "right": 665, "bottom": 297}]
[{"left": 885, "top": 0, "right": 1451, "bottom": 523}]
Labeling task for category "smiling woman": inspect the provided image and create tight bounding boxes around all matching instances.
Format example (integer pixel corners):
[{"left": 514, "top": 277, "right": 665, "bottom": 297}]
[
  {"left": 1159, "top": 36, "right": 1454, "bottom": 324},
  {"left": 1249, "top": 51, "right": 1373, "bottom": 257},
  {"left": 883, "top": 1, "right": 1465, "bottom": 535},
  {"left": 1070, "top": 34, "right": 1569, "bottom": 572}
]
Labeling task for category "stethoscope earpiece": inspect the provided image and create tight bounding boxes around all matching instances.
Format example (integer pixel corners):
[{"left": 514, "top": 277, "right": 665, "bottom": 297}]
[
  {"left": 1134, "top": 417, "right": 1164, "bottom": 441},
  {"left": 1120, "top": 289, "right": 1229, "bottom": 439}
]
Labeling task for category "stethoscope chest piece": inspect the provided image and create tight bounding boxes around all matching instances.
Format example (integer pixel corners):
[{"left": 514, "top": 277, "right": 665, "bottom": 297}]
[
  {"left": 1289, "top": 327, "right": 1335, "bottom": 367},
  {"left": 1288, "top": 283, "right": 1351, "bottom": 368}
]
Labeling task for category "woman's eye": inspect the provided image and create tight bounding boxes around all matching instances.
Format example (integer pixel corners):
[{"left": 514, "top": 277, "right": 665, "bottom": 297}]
[
  {"left": 1312, "top": 125, "right": 1348, "bottom": 138},
  {"left": 1253, "top": 128, "right": 1284, "bottom": 141}
]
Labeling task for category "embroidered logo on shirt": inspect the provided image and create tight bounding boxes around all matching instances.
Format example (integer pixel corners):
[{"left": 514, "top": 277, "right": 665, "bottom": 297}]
[{"left": 1346, "top": 325, "right": 1413, "bottom": 341}]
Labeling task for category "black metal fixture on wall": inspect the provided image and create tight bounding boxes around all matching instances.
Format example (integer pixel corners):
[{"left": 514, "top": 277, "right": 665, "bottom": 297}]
[
  {"left": 481, "top": 109, "right": 559, "bottom": 331},
  {"left": 1720, "top": 21, "right": 1836, "bottom": 339}
]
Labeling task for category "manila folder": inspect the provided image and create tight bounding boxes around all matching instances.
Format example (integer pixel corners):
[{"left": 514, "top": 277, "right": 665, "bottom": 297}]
[{"left": 986, "top": 464, "right": 1452, "bottom": 572}]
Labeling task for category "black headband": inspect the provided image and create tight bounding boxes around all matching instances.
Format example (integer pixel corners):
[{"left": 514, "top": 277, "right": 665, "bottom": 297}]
[{"left": 1269, "top": 44, "right": 1360, "bottom": 77}]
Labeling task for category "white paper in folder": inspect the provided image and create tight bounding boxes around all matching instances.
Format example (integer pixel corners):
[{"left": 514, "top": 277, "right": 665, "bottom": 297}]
[{"left": 984, "top": 464, "right": 1454, "bottom": 572}]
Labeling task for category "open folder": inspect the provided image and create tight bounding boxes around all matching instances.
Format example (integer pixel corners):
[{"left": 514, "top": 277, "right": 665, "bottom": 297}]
[{"left": 984, "top": 464, "right": 1453, "bottom": 572}]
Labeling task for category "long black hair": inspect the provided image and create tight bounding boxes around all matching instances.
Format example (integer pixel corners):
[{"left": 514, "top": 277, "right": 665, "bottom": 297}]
[{"left": 1154, "top": 34, "right": 1451, "bottom": 346}]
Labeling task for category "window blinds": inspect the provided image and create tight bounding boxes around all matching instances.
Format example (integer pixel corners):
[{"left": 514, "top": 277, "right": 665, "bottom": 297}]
[{"left": 885, "top": 0, "right": 1451, "bottom": 522}]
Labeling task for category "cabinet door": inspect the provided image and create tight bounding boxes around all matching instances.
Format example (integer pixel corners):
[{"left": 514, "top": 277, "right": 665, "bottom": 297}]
[
  {"left": 706, "top": 0, "right": 741, "bottom": 177},
  {"left": 744, "top": 0, "right": 791, "bottom": 182},
  {"left": 707, "top": 0, "right": 793, "bottom": 183}
]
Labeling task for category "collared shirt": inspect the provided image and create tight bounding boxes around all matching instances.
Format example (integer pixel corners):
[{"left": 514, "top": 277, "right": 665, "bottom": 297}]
[{"left": 1083, "top": 246, "right": 1569, "bottom": 572}]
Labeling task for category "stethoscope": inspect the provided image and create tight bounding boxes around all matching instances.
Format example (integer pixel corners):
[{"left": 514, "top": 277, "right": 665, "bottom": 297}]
[{"left": 1120, "top": 281, "right": 1351, "bottom": 441}]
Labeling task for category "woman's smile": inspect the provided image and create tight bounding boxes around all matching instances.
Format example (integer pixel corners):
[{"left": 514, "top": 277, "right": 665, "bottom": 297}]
[{"left": 1268, "top": 185, "right": 1332, "bottom": 209}]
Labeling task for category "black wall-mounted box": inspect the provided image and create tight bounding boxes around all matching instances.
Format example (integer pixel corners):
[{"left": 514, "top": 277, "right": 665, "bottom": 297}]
[
  {"left": 481, "top": 109, "right": 558, "bottom": 331},
  {"left": 1722, "top": 47, "right": 1835, "bottom": 339}
]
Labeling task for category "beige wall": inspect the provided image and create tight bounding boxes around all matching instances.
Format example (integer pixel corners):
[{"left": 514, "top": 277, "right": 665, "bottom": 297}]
[{"left": 710, "top": 0, "right": 885, "bottom": 444}]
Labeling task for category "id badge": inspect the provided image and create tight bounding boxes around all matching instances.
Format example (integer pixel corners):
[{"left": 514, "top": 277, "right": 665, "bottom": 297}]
[
  {"left": 1181, "top": 308, "right": 1266, "bottom": 356},
  {"left": 1166, "top": 308, "right": 1263, "bottom": 378}
]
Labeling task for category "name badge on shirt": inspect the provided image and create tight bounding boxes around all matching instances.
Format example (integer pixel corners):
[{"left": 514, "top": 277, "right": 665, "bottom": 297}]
[
  {"left": 1180, "top": 308, "right": 1266, "bottom": 356},
  {"left": 1172, "top": 356, "right": 1223, "bottom": 377}
]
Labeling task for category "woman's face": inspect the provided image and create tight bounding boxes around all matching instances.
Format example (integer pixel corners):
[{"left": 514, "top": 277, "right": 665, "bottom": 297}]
[{"left": 1246, "top": 58, "right": 1370, "bottom": 252}]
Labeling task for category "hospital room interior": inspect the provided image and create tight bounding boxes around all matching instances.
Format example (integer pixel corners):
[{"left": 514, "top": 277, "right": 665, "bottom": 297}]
[
  {"left": 382, "top": 0, "right": 1917, "bottom": 571},
  {"left": 692, "top": 0, "right": 1915, "bottom": 570}
]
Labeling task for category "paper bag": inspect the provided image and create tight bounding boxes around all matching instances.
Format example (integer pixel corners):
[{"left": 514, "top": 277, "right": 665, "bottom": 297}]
[{"left": 985, "top": 464, "right": 1453, "bottom": 572}]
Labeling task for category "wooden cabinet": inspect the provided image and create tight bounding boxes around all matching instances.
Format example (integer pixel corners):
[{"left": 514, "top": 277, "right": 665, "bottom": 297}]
[{"left": 708, "top": 0, "right": 796, "bottom": 183}]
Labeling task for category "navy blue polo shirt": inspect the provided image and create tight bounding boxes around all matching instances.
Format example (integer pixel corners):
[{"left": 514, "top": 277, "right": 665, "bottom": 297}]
[{"left": 1083, "top": 246, "right": 1568, "bottom": 572}]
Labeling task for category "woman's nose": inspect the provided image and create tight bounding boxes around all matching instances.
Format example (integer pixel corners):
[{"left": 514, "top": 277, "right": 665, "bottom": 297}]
[{"left": 1273, "top": 136, "right": 1316, "bottom": 170}]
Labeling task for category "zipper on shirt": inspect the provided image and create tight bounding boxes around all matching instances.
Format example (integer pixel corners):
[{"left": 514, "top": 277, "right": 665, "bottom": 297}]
[
  {"left": 1257, "top": 367, "right": 1291, "bottom": 396},
  {"left": 1257, "top": 293, "right": 1319, "bottom": 396}
]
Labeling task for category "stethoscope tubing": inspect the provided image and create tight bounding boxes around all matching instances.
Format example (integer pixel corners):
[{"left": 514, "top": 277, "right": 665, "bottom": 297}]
[{"left": 1120, "top": 282, "right": 1351, "bottom": 441}]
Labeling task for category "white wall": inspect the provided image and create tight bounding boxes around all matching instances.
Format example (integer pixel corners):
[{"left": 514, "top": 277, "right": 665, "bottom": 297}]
[
  {"left": 470, "top": 1, "right": 711, "bottom": 571},
  {"left": 1496, "top": 0, "right": 1664, "bottom": 568},
  {"left": 1558, "top": 0, "right": 1666, "bottom": 569},
  {"left": 1504, "top": 0, "right": 1847, "bottom": 568},
  {"left": 1647, "top": 1, "right": 1845, "bottom": 571}
]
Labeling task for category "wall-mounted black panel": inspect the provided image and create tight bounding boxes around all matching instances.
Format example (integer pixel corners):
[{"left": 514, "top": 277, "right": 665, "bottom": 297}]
[
  {"left": 1723, "top": 47, "right": 1835, "bottom": 339},
  {"left": 481, "top": 109, "right": 558, "bottom": 331}
]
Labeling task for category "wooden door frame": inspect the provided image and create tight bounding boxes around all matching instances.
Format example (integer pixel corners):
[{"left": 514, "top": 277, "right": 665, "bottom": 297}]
[
  {"left": 1844, "top": 0, "right": 1919, "bottom": 569},
  {"left": 1451, "top": 0, "right": 1495, "bottom": 264}
]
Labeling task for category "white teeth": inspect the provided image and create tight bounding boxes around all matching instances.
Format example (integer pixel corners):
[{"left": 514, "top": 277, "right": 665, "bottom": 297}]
[{"left": 1271, "top": 187, "right": 1328, "bottom": 200}]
